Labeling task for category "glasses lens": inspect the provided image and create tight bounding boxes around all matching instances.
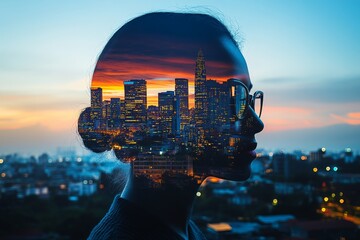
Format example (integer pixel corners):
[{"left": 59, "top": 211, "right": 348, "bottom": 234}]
[
  {"left": 234, "top": 84, "right": 248, "bottom": 119},
  {"left": 253, "top": 91, "right": 263, "bottom": 118}
]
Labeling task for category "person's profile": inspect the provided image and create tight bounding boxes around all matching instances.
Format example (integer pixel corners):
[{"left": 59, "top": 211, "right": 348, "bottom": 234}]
[{"left": 78, "top": 12, "right": 264, "bottom": 239}]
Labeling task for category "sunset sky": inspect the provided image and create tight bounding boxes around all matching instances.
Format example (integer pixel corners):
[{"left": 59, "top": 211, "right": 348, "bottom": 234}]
[{"left": 1, "top": 0, "right": 359, "bottom": 154}]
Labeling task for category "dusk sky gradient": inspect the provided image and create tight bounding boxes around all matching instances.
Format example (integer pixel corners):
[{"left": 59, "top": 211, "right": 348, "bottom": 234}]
[{"left": 1, "top": 0, "right": 359, "bottom": 155}]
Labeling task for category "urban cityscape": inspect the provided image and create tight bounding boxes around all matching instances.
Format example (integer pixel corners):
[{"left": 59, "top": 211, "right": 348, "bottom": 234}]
[
  {"left": 2, "top": 49, "right": 359, "bottom": 239},
  {"left": 79, "top": 50, "right": 260, "bottom": 187},
  {"left": 1, "top": 147, "right": 359, "bottom": 239},
  {"left": 2, "top": 2, "right": 359, "bottom": 239}
]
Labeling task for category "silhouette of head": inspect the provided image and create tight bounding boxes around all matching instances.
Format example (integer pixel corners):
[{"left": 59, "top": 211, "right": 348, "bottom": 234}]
[{"left": 78, "top": 12, "right": 264, "bottom": 188}]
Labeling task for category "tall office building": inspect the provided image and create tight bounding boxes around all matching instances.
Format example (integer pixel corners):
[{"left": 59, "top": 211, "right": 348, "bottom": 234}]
[
  {"left": 217, "top": 82, "right": 230, "bottom": 126},
  {"left": 206, "top": 80, "right": 221, "bottom": 128},
  {"left": 91, "top": 87, "right": 102, "bottom": 108},
  {"left": 158, "top": 91, "right": 175, "bottom": 136},
  {"left": 124, "top": 79, "right": 147, "bottom": 124},
  {"left": 228, "top": 78, "right": 246, "bottom": 124},
  {"left": 175, "top": 78, "right": 189, "bottom": 131},
  {"left": 90, "top": 87, "right": 103, "bottom": 129},
  {"left": 110, "top": 98, "right": 121, "bottom": 120},
  {"left": 194, "top": 49, "right": 207, "bottom": 130},
  {"left": 109, "top": 98, "right": 121, "bottom": 128}
]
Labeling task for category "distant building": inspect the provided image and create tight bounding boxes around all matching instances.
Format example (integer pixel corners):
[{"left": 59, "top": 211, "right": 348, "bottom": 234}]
[
  {"left": 289, "top": 219, "right": 358, "bottom": 239},
  {"left": 175, "top": 78, "right": 189, "bottom": 131},
  {"left": 109, "top": 98, "right": 121, "bottom": 128},
  {"left": 90, "top": 87, "right": 103, "bottom": 129},
  {"left": 158, "top": 91, "right": 175, "bottom": 136},
  {"left": 272, "top": 152, "right": 298, "bottom": 180},
  {"left": 206, "top": 80, "right": 230, "bottom": 128},
  {"left": 194, "top": 49, "right": 207, "bottom": 135},
  {"left": 207, "top": 222, "right": 260, "bottom": 240},
  {"left": 124, "top": 80, "right": 147, "bottom": 124},
  {"left": 147, "top": 105, "right": 160, "bottom": 136},
  {"left": 132, "top": 154, "right": 193, "bottom": 184},
  {"left": 309, "top": 148, "right": 326, "bottom": 162},
  {"left": 91, "top": 87, "right": 102, "bottom": 108}
]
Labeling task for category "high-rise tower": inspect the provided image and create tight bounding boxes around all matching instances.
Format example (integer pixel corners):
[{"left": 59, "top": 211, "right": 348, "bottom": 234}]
[
  {"left": 91, "top": 87, "right": 103, "bottom": 108},
  {"left": 194, "top": 50, "right": 207, "bottom": 143},
  {"left": 175, "top": 78, "right": 189, "bottom": 132},
  {"left": 158, "top": 91, "right": 175, "bottom": 136},
  {"left": 124, "top": 79, "right": 147, "bottom": 124}
]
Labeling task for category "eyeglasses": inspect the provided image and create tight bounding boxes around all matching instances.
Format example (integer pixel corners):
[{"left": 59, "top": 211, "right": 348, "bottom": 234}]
[{"left": 230, "top": 79, "right": 264, "bottom": 120}]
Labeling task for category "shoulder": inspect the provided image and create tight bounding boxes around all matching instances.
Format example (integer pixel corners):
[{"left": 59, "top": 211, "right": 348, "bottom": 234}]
[{"left": 189, "top": 220, "right": 207, "bottom": 240}]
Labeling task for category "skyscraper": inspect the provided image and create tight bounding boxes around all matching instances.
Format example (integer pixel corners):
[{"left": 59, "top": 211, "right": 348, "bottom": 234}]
[
  {"left": 90, "top": 87, "right": 103, "bottom": 129},
  {"left": 206, "top": 80, "right": 221, "bottom": 128},
  {"left": 194, "top": 49, "right": 207, "bottom": 129},
  {"left": 175, "top": 78, "right": 189, "bottom": 132},
  {"left": 158, "top": 91, "right": 175, "bottom": 136},
  {"left": 124, "top": 79, "right": 147, "bottom": 124},
  {"left": 109, "top": 98, "right": 121, "bottom": 128},
  {"left": 91, "top": 87, "right": 102, "bottom": 108}
]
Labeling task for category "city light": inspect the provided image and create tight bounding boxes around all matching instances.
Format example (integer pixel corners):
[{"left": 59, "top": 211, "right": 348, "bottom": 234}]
[
  {"left": 313, "top": 167, "right": 318, "bottom": 173},
  {"left": 345, "top": 148, "right": 352, "bottom": 152},
  {"left": 324, "top": 197, "right": 329, "bottom": 202},
  {"left": 339, "top": 199, "right": 345, "bottom": 204},
  {"left": 321, "top": 147, "right": 326, "bottom": 152},
  {"left": 0, "top": 159, "right": 3, "bottom": 164},
  {"left": 301, "top": 155, "right": 307, "bottom": 161},
  {"left": 321, "top": 207, "right": 326, "bottom": 212},
  {"left": 340, "top": 192, "right": 344, "bottom": 197},
  {"left": 333, "top": 166, "right": 338, "bottom": 172},
  {"left": 196, "top": 191, "right": 202, "bottom": 197},
  {"left": 326, "top": 166, "right": 331, "bottom": 171},
  {"left": 1, "top": 172, "right": 6, "bottom": 178},
  {"left": 331, "top": 193, "right": 336, "bottom": 198},
  {"left": 272, "top": 199, "right": 278, "bottom": 206}
]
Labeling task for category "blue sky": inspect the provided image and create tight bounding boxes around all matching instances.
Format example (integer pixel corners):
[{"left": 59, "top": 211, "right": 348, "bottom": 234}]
[{"left": 1, "top": 0, "right": 360, "bottom": 155}]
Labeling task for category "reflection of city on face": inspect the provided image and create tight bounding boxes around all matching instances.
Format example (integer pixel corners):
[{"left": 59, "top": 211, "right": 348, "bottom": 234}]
[{"left": 79, "top": 50, "right": 248, "bottom": 186}]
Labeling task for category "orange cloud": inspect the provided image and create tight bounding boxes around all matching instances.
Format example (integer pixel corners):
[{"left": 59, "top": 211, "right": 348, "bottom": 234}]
[{"left": 331, "top": 112, "right": 360, "bottom": 125}]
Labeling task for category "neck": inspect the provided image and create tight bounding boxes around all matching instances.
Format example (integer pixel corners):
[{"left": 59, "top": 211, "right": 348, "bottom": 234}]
[{"left": 120, "top": 173, "right": 202, "bottom": 239}]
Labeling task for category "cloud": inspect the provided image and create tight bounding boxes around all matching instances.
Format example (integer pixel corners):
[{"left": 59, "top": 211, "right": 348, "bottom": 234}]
[
  {"left": 258, "top": 76, "right": 360, "bottom": 104},
  {"left": 331, "top": 112, "right": 360, "bottom": 125}
]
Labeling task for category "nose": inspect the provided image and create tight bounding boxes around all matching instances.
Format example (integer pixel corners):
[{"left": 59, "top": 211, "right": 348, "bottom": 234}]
[{"left": 234, "top": 106, "right": 264, "bottom": 136}]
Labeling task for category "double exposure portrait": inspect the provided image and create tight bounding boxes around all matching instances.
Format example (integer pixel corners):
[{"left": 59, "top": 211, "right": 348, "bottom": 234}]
[{"left": 78, "top": 12, "right": 264, "bottom": 239}]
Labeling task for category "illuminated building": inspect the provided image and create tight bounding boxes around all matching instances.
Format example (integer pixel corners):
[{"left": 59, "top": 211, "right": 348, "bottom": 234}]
[
  {"left": 147, "top": 105, "right": 160, "bottom": 136},
  {"left": 132, "top": 154, "right": 193, "bottom": 184},
  {"left": 175, "top": 78, "right": 189, "bottom": 131},
  {"left": 90, "top": 87, "right": 103, "bottom": 129},
  {"left": 228, "top": 78, "right": 246, "bottom": 125},
  {"left": 158, "top": 91, "right": 175, "bottom": 136},
  {"left": 124, "top": 80, "right": 147, "bottom": 124},
  {"left": 91, "top": 87, "right": 102, "bottom": 108},
  {"left": 109, "top": 98, "right": 121, "bottom": 129},
  {"left": 194, "top": 49, "right": 207, "bottom": 132},
  {"left": 102, "top": 100, "right": 110, "bottom": 129},
  {"left": 120, "top": 99, "right": 125, "bottom": 121}
]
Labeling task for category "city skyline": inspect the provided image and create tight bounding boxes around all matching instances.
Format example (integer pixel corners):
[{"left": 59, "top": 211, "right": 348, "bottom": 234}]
[{"left": 1, "top": 1, "right": 359, "bottom": 154}]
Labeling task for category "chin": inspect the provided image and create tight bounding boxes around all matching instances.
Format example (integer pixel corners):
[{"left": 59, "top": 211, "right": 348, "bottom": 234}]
[{"left": 210, "top": 166, "right": 252, "bottom": 182}]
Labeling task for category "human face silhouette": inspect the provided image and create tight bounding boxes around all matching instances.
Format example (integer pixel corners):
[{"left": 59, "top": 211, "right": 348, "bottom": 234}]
[
  {"left": 200, "top": 36, "right": 264, "bottom": 181},
  {"left": 78, "top": 16, "right": 264, "bottom": 187}
]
